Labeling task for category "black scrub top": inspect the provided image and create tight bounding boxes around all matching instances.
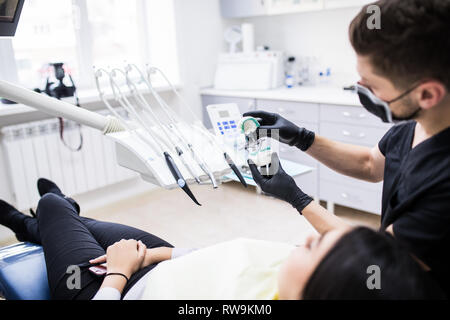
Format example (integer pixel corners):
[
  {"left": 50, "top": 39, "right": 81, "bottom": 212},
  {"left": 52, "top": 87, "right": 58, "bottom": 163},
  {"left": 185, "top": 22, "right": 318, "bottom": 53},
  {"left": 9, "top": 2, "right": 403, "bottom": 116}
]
[{"left": 378, "top": 121, "right": 450, "bottom": 298}]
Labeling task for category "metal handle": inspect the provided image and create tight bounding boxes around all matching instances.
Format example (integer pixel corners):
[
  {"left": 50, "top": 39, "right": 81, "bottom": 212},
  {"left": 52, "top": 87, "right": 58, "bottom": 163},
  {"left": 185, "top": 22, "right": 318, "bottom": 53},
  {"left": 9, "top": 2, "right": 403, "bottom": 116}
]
[
  {"left": 342, "top": 111, "right": 367, "bottom": 119},
  {"left": 278, "top": 107, "right": 294, "bottom": 114},
  {"left": 342, "top": 130, "right": 351, "bottom": 137},
  {"left": 342, "top": 111, "right": 351, "bottom": 117}
]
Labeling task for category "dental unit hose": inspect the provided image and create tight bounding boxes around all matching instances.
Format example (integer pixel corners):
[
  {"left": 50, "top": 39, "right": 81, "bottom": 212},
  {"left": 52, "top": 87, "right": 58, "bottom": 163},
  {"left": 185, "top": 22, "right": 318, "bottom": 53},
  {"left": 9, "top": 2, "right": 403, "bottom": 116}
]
[
  {"left": 126, "top": 64, "right": 218, "bottom": 189},
  {"left": 146, "top": 66, "right": 247, "bottom": 188},
  {"left": 107, "top": 69, "right": 202, "bottom": 206}
]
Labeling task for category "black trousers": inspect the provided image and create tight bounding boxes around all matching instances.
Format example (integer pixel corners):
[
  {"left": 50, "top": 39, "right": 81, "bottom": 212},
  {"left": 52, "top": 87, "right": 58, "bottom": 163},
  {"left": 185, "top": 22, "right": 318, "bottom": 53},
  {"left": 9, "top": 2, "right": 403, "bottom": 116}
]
[{"left": 23, "top": 193, "right": 173, "bottom": 300}]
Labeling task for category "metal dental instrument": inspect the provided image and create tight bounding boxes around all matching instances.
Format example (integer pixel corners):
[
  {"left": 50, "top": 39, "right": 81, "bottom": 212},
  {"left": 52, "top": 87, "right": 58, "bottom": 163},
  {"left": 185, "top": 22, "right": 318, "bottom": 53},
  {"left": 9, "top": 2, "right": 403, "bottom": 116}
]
[
  {"left": 110, "top": 68, "right": 203, "bottom": 186},
  {"left": 107, "top": 69, "right": 202, "bottom": 206},
  {"left": 94, "top": 68, "right": 163, "bottom": 156},
  {"left": 125, "top": 64, "right": 219, "bottom": 189},
  {"left": 146, "top": 66, "right": 248, "bottom": 188}
]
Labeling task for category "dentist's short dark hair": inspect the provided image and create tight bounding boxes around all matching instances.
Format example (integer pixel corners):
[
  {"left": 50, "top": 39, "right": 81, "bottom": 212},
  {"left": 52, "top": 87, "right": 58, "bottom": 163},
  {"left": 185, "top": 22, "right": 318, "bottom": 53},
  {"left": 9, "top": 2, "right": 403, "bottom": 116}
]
[
  {"left": 349, "top": 0, "right": 450, "bottom": 90},
  {"left": 302, "top": 227, "right": 446, "bottom": 300}
]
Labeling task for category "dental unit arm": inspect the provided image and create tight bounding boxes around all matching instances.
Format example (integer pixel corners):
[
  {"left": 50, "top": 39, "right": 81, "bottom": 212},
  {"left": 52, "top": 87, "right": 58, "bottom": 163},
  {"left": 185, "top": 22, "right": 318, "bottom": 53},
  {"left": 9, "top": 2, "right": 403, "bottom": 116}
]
[
  {"left": 145, "top": 66, "right": 248, "bottom": 188},
  {"left": 0, "top": 77, "right": 234, "bottom": 206}
]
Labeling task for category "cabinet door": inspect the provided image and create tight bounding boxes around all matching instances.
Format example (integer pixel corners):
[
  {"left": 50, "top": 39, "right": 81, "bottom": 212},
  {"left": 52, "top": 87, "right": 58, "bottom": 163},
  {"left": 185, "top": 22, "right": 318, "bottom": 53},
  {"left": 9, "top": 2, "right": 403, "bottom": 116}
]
[
  {"left": 321, "top": 180, "right": 382, "bottom": 215},
  {"left": 320, "top": 122, "right": 388, "bottom": 147},
  {"left": 201, "top": 95, "right": 256, "bottom": 129},
  {"left": 256, "top": 99, "right": 320, "bottom": 125},
  {"left": 320, "top": 104, "right": 392, "bottom": 129},
  {"left": 324, "top": 0, "right": 373, "bottom": 10},
  {"left": 268, "top": 0, "right": 324, "bottom": 15},
  {"left": 220, "top": 0, "right": 268, "bottom": 18}
]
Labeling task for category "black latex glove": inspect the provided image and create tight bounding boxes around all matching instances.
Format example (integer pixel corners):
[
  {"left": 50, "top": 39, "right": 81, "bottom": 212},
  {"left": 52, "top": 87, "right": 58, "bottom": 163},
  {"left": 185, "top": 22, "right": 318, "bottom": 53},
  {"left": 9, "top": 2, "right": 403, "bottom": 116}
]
[
  {"left": 248, "top": 153, "right": 313, "bottom": 213},
  {"left": 243, "top": 110, "right": 315, "bottom": 151}
]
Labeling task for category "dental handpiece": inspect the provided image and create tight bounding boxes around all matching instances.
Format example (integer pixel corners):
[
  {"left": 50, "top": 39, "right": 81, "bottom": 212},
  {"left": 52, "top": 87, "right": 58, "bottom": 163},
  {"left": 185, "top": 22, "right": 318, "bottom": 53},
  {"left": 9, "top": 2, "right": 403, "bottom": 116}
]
[
  {"left": 115, "top": 68, "right": 203, "bottom": 184},
  {"left": 169, "top": 124, "right": 218, "bottom": 188},
  {"left": 164, "top": 152, "right": 201, "bottom": 206},
  {"left": 192, "top": 124, "right": 248, "bottom": 188},
  {"left": 104, "top": 69, "right": 201, "bottom": 205},
  {"left": 150, "top": 65, "right": 247, "bottom": 187},
  {"left": 126, "top": 64, "right": 217, "bottom": 187}
]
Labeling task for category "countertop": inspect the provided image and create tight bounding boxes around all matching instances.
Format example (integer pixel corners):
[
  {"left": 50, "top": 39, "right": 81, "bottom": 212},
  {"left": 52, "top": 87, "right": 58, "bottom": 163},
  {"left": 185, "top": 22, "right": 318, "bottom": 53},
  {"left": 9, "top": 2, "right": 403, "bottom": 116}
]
[{"left": 200, "top": 86, "right": 361, "bottom": 107}]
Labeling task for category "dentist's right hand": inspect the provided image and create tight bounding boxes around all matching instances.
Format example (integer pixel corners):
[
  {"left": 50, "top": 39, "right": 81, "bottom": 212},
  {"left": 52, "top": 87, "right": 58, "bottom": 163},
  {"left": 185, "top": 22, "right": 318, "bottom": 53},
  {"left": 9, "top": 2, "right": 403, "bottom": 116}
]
[{"left": 243, "top": 111, "right": 315, "bottom": 151}]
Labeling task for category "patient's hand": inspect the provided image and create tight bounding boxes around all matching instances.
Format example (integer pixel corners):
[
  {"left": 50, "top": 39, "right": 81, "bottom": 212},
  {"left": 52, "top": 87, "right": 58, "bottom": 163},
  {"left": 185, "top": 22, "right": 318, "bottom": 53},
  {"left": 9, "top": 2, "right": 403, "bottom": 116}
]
[
  {"left": 90, "top": 245, "right": 173, "bottom": 270},
  {"left": 105, "top": 239, "right": 147, "bottom": 279}
]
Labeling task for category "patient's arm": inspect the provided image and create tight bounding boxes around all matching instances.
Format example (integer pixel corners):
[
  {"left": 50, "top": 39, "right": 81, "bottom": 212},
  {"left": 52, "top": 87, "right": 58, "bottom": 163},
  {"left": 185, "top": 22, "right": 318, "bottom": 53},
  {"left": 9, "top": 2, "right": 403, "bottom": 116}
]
[
  {"left": 142, "top": 247, "right": 173, "bottom": 267},
  {"left": 90, "top": 247, "right": 198, "bottom": 269},
  {"left": 142, "top": 247, "right": 198, "bottom": 268},
  {"left": 92, "top": 247, "right": 198, "bottom": 300}
]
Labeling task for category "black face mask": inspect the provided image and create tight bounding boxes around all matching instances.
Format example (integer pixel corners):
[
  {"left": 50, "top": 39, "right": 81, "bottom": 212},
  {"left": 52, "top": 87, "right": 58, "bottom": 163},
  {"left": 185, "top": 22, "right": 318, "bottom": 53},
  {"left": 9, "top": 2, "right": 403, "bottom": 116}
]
[{"left": 356, "top": 84, "right": 421, "bottom": 123}]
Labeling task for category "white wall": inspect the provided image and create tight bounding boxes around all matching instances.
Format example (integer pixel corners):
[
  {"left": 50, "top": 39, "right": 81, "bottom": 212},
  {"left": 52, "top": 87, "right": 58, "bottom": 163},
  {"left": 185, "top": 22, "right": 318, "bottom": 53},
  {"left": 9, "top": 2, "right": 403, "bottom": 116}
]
[
  {"left": 236, "top": 7, "right": 363, "bottom": 87},
  {"left": 172, "top": 0, "right": 234, "bottom": 118},
  {"left": 173, "top": 2, "right": 364, "bottom": 117}
]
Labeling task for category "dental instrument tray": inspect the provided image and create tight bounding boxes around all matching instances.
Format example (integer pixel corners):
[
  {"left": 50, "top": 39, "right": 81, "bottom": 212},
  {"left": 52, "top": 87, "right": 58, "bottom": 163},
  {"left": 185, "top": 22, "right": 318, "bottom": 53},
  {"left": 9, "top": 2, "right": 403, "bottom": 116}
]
[{"left": 0, "top": 64, "right": 247, "bottom": 206}]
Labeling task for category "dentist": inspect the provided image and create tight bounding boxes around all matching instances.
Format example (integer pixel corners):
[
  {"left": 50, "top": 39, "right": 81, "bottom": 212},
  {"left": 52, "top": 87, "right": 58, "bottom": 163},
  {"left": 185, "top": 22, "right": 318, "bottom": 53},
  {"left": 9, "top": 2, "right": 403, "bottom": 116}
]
[{"left": 246, "top": 0, "right": 450, "bottom": 298}]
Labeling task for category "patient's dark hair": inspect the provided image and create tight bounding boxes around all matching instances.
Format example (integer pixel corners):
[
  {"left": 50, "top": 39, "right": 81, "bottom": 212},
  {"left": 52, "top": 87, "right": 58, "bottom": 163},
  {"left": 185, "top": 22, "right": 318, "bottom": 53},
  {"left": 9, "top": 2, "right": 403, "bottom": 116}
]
[
  {"left": 349, "top": 0, "right": 450, "bottom": 90},
  {"left": 302, "top": 227, "right": 445, "bottom": 300}
]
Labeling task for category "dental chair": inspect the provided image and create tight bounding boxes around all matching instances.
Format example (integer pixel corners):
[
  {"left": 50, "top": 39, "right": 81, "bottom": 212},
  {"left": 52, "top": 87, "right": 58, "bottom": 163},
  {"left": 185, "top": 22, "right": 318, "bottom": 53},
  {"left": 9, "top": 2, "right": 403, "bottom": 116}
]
[{"left": 0, "top": 242, "right": 50, "bottom": 300}]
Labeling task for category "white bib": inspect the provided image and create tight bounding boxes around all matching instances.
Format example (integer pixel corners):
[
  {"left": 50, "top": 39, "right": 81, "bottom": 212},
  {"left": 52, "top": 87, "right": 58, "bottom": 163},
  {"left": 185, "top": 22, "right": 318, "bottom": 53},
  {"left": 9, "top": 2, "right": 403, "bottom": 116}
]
[{"left": 141, "top": 238, "right": 295, "bottom": 300}]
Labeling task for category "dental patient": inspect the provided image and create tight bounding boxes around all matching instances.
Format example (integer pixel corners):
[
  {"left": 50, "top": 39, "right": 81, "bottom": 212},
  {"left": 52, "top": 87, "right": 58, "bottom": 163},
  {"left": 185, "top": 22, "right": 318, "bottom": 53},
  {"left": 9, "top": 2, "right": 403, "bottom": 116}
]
[{"left": 0, "top": 179, "right": 443, "bottom": 300}]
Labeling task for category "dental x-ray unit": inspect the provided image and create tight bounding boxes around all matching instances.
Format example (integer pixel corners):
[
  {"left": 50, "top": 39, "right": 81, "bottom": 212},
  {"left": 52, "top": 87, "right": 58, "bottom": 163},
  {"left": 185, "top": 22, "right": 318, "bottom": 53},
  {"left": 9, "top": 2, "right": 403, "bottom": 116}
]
[{"left": 0, "top": 64, "right": 248, "bottom": 206}]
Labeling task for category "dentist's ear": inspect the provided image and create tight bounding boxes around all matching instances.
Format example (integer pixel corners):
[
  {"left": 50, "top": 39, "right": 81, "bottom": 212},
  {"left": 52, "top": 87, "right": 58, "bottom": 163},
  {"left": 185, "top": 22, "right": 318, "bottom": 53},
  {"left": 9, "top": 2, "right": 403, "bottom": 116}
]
[{"left": 416, "top": 81, "right": 448, "bottom": 110}]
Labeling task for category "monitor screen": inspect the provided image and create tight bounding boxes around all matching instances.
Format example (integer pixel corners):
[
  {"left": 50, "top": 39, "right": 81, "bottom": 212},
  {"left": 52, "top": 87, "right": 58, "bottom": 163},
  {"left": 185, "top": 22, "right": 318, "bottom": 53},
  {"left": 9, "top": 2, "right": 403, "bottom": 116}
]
[{"left": 0, "top": 0, "right": 23, "bottom": 36}]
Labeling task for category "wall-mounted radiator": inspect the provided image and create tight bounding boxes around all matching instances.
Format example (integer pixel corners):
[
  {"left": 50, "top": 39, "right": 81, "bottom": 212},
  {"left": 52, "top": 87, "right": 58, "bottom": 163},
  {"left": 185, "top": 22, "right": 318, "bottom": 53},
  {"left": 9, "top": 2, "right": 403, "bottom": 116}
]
[{"left": 1, "top": 109, "right": 137, "bottom": 211}]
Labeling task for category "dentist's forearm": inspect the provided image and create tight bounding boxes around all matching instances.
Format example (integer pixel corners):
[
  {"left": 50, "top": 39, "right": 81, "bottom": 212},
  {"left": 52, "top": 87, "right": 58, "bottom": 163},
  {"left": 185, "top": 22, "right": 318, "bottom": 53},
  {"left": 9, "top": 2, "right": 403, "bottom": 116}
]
[
  {"left": 300, "top": 201, "right": 350, "bottom": 234},
  {"left": 306, "top": 135, "right": 379, "bottom": 183}
]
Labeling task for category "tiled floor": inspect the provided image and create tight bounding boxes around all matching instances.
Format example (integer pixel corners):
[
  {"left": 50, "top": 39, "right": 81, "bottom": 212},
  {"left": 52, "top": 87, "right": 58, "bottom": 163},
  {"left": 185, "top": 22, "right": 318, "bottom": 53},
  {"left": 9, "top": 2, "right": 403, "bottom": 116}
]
[{"left": 0, "top": 182, "right": 381, "bottom": 248}]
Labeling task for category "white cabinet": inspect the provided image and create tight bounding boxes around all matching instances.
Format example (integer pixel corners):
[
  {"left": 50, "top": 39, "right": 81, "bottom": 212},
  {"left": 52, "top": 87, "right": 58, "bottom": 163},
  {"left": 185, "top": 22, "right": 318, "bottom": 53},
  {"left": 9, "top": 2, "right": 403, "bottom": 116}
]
[
  {"left": 319, "top": 103, "right": 391, "bottom": 215},
  {"left": 220, "top": 0, "right": 269, "bottom": 19},
  {"left": 220, "top": 0, "right": 371, "bottom": 18},
  {"left": 268, "top": 0, "right": 324, "bottom": 15},
  {"left": 324, "top": 0, "right": 373, "bottom": 10},
  {"left": 255, "top": 99, "right": 319, "bottom": 124}
]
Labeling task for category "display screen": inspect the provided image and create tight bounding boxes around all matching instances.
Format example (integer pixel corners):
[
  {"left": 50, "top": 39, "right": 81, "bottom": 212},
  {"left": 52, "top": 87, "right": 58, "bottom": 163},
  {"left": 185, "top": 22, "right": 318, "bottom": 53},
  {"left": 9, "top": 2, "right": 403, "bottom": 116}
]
[
  {"left": 0, "top": 0, "right": 19, "bottom": 22},
  {"left": 219, "top": 110, "right": 230, "bottom": 118}
]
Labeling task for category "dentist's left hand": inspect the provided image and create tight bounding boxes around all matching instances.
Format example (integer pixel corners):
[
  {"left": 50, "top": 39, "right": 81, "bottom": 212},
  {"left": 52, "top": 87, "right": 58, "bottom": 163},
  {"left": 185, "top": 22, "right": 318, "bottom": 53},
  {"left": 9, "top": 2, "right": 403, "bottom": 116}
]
[{"left": 248, "top": 153, "right": 313, "bottom": 213}]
